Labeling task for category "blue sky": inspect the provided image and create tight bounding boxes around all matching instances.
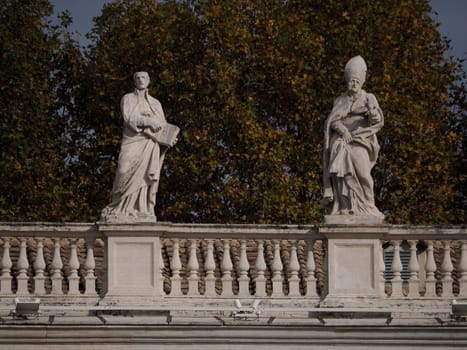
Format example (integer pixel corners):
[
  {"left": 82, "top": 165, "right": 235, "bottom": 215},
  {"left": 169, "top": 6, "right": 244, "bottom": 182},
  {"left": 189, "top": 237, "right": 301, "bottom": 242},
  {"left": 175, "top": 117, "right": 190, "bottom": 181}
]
[{"left": 51, "top": 0, "right": 466, "bottom": 64}]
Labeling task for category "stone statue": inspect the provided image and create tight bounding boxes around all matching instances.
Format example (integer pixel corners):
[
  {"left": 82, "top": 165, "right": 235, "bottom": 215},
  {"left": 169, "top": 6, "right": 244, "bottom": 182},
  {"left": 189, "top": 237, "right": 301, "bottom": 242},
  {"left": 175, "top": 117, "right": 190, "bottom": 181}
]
[
  {"left": 101, "top": 71, "right": 179, "bottom": 222},
  {"left": 323, "top": 56, "right": 384, "bottom": 221}
]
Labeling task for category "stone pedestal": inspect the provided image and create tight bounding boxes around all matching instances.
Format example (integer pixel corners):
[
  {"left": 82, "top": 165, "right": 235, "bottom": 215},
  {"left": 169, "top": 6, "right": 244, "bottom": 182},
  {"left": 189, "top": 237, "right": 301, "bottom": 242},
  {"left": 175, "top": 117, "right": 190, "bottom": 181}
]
[
  {"left": 320, "top": 223, "right": 387, "bottom": 307},
  {"left": 99, "top": 223, "right": 164, "bottom": 303}
]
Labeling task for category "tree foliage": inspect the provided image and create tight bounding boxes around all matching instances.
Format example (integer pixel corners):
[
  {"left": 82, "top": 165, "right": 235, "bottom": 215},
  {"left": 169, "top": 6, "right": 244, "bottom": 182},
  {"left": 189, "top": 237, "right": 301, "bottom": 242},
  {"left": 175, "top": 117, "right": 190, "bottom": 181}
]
[
  {"left": 0, "top": 0, "right": 82, "bottom": 220},
  {"left": 0, "top": 0, "right": 465, "bottom": 224}
]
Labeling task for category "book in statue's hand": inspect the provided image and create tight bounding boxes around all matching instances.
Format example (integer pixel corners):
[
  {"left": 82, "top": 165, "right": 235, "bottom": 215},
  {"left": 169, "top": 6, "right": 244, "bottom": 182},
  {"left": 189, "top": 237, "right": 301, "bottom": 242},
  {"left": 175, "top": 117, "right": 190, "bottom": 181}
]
[{"left": 145, "top": 123, "right": 180, "bottom": 147}]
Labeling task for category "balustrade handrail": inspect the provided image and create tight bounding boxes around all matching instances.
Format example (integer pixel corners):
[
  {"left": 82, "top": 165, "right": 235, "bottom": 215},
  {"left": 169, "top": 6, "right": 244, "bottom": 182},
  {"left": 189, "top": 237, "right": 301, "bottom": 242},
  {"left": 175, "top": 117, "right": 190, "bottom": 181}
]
[
  {"left": 98, "top": 222, "right": 322, "bottom": 240},
  {"left": 384, "top": 225, "right": 467, "bottom": 240},
  {"left": 0, "top": 222, "right": 100, "bottom": 239},
  {"left": 2, "top": 222, "right": 464, "bottom": 240}
]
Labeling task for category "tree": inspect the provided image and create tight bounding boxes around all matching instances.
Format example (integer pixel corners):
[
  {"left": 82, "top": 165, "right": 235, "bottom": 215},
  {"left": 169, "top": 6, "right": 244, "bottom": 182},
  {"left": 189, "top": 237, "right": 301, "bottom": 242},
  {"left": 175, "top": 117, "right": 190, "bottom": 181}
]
[
  {"left": 75, "top": 0, "right": 326, "bottom": 223},
  {"left": 73, "top": 0, "right": 463, "bottom": 224},
  {"left": 1, "top": 0, "right": 464, "bottom": 224},
  {"left": 0, "top": 0, "right": 83, "bottom": 221}
]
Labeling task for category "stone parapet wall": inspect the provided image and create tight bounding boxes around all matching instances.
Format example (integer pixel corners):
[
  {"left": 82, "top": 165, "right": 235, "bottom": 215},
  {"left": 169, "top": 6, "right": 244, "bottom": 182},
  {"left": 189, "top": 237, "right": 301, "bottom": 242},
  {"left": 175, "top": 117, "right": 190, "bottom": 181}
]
[
  {"left": 1, "top": 222, "right": 467, "bottom": 348},
  {"left": 0, "top": 222, "right": 466, "bottom": 307}
]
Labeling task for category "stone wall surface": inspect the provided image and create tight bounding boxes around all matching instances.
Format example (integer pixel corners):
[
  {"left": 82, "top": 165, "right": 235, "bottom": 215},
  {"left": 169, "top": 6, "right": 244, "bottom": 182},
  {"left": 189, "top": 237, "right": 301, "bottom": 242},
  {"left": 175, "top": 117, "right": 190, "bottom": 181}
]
[{"left": 1, "top": 323, "right": 467, "bottom": 349}]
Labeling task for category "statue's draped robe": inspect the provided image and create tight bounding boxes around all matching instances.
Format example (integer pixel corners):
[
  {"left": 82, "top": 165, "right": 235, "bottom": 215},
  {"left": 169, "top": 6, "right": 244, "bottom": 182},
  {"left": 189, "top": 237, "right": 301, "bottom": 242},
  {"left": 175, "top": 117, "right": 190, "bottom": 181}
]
[
  {"left": 103, "top": 89, "right": 166, "bottom": 218},
  {"left": 323, "top": 90, "right": 384, "bottom": 216}
]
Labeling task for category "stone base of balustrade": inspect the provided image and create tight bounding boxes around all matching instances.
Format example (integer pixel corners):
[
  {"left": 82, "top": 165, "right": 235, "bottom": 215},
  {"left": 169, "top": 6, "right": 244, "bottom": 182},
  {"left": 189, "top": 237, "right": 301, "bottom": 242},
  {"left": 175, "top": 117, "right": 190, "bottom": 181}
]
[
  {"left": 0, "top": 294, "right": 100, "bottom": 305},
  {"left": 97, "top": 296, "right": 321, "bottom": 309},
  {"left": 98, "top": 295, "right": 169, "bottom": 307},
  {"left": 320, "top": 295, "right": 459, "bottom": 311},
  {"left": 320, "top": 295, "right": 387, "bottom": 308},
  {"left": 385, "top": 296, "right": 459, "bottom": 309}
]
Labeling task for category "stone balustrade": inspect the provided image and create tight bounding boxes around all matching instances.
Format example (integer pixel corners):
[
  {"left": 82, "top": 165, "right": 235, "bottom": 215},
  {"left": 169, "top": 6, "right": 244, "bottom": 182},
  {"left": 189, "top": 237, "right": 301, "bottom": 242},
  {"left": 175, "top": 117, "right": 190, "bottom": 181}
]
[
  {"left": 160, "top": 236, "right": 322, "bottom": 299},
  {"left": 382, "top": 225, "right": 467, "bottom": 300},
  {"left": 0, "top": 223, "right": 101, "bottom": 302},
  {"left": 98, "top": 223, "right": 324, "bottom": 304},
  {"left": 0, "top": 222, "right": 466, "bottom": 309}
]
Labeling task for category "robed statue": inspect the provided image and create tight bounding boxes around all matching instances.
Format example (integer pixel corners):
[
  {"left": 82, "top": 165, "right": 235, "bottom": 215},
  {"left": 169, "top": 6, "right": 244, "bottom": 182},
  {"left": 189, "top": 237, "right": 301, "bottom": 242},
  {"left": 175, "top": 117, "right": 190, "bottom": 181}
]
[
  {"left": 323, "top": 56, "right": 384, "bottom": 220},
  {"left": 101, "top": 71, "right": 179, "bottom": 222}
]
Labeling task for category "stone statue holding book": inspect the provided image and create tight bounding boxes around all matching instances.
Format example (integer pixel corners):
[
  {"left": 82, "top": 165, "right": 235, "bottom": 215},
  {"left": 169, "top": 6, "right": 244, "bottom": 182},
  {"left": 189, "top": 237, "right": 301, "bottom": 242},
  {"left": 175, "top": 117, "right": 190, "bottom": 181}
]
[
  {"left": 101, "top": 71, "right": 179, "bottom": 222},
  {"left": 323, "top": 56, "right": 384, "bottom": 223}
]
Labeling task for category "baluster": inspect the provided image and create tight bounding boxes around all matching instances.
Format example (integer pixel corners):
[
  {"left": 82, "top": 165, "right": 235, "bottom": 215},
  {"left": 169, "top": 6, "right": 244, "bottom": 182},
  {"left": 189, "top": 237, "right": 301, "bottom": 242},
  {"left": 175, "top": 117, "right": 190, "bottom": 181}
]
[
  {"left": 84, "top": 237, "right": 97, "bottom": 295},
  {"left": 158, "top": 239, "right": 165, "bottom": 296},
  {"left": 0, "top": 238, "right": 12, "bottom": 295},
  {"left": 50, "top": 238, "right": 64, "bottom": 295},
  {"left": 33, "top": 238, "right": 46, "bottom": 295},
  {"left": 67, "top": 239, "right": 80, "bottom": 295},
  {"left": 390, "top": 240, "right": 403, "bottom": 298},
  {"left": 288, "top": 240, "right": 300, "bottom": 297},
  {"left": 204, "top": 239, "right": 217, "bottom": 297},
  {"left": 237, "top": 240, "right": 250, "bottom": 297},
  {"left": 170, "top": 239, "right": 182, "bottom": 296},
  {"left": 458, "top": 241, "right": 467, "bottom": 297},
  {"left": 407, "top": 240, "right": 420, "bottom": 298},
  {"left": 379, "top": 241, "right": 387, "bottom": 296},
  {"left": 16, "top": 238, "right": 30, "bottom": 295},
  {"left": 271, "top": 240, "right": 284, "bottom": 297},
  {"left": 221, "top": 239, "right": 233, "bottom": 297},
  {"left": 440, "top": 240, "right": 454, "bottom": 298},
  {"left": 254, "top": 240, "right": 267, "bottom": 297},
  {"left": 424, "top": 240, "right": 437, "bottom": 298},
  {"left": 305, "top": 240, "right": 318, "bottom": 298},
  {"left": 187, "top": 239, "right": 200, "bottom": 296}
]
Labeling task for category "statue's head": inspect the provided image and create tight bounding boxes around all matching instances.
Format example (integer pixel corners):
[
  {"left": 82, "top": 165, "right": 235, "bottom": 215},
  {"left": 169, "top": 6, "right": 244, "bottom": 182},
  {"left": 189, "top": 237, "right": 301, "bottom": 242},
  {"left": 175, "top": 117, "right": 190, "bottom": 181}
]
[
  {"left": 133, "top": 71, "right": 150, "bottom": 90},
  {"left": 344, "top": 56, "right": 367, "bottom": 94}
]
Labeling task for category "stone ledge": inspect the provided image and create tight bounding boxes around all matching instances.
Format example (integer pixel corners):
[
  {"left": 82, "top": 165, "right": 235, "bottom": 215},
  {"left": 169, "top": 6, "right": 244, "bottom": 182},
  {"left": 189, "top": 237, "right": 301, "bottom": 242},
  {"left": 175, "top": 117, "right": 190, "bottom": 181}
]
[
  {"left": 1, "top": 322, "right": 467, "bottom": 349},
  {"left": 324, "top": 214, "right": 385, "bottom": 225}
]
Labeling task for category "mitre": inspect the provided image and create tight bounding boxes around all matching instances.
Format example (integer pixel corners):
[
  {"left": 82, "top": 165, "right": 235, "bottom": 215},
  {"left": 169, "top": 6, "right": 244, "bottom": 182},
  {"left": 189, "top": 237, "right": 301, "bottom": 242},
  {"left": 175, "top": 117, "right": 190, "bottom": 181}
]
[{"left": 344, "top": 55, "right": 367, "bottom": 84}]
